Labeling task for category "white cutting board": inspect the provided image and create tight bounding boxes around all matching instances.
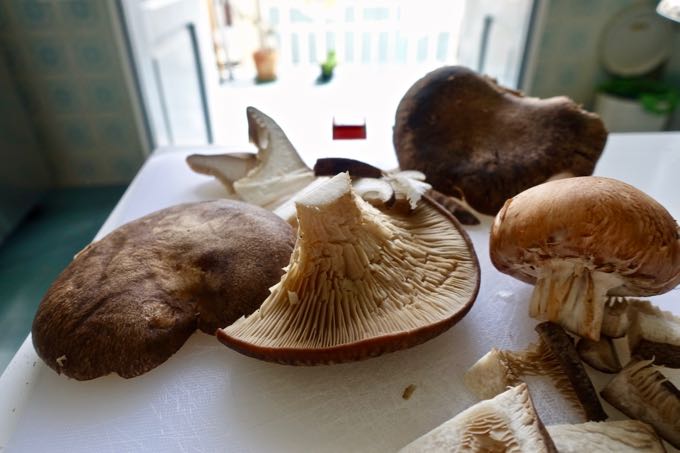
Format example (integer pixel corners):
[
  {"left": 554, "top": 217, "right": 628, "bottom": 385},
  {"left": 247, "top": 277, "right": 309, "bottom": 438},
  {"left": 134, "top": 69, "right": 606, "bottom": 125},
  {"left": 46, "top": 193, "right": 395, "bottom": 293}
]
[{"left": 6, "top": 134, "right": 680, "bottom": 452}]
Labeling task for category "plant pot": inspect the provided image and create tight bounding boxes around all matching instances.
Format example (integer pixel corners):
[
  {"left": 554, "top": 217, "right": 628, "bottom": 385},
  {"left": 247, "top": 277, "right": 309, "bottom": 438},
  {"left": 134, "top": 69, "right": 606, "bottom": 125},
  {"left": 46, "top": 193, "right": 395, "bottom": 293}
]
[{"left": 253, "top": 48, "right": 277, "bottom": 83}]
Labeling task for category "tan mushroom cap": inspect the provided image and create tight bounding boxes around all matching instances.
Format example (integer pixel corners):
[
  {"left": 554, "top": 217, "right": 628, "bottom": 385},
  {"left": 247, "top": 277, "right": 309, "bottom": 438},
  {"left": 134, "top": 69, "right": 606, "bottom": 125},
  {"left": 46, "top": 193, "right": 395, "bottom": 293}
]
[
  {"left": 490, "top": 176, "right": 680, "bottom": 339},
  {"left": 217, "top": 173, "right": 480, "bottom": 364},
  {"left": 32, "top": 200, "right": 295, "bottom": 380}
]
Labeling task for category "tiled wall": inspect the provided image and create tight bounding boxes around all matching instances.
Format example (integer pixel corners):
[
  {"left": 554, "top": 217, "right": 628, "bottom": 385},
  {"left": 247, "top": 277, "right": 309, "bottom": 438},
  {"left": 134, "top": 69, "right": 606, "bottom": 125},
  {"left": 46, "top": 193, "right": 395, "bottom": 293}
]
[
  {"left": 528, "top": 0, "right": 680, "bottom": 129},
  {"left": 0, "top": 0, "right": 147, "bottom": 186}
]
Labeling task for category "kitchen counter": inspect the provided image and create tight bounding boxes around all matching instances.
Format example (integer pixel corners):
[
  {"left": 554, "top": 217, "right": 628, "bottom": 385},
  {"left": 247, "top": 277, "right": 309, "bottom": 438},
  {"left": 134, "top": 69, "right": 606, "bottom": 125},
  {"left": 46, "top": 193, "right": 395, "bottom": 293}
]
[{"left": 2, "top": 132, "right": 679, "bottom": 452}]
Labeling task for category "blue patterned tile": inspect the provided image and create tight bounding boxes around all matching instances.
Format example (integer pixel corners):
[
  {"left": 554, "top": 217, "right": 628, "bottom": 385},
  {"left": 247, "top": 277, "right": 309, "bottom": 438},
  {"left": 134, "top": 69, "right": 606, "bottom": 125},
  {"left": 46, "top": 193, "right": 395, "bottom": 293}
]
[
  {"left": 59, "top": 0, "right": 101, "bottom": 27},
  {"left": 55, "top": 119, "right": 95, "bottom": 150},
  {"left": 10, "top": 0, "right": 55, "bottom": 28},
  {"left": 96, "top": 117, "right": 133, "bottom": 147},
  {"left": 86, "top": 79, "right": 122, "bottom": 112},
  {"left": 72, "top": 38, "right": 112, "bottom": 73},
  {"left": 45, "top": 79, "right": 80, "bottom": 113},
  {"left": 29, "top": 40, "right": 67, "bottom": 74}
]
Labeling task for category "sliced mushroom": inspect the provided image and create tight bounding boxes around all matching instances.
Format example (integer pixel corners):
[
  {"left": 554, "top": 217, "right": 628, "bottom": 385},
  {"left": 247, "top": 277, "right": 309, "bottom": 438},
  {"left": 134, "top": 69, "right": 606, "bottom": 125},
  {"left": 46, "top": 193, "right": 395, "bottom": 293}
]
[
  {"left": 490, "top": 176, "right": 680, "bottom": 341},
  {"left": 465, "top": 322, "right": 606, "bottom": 421},
  {"left": 32, "top": 201, "right": 295, "bottom": 380},
  {"left": 576, "top": 337, "right": 622, "bottom": 374},
  {"left": 352, "top": 177, "right": 395, "bottom": 207},
  {"left": 393, "top": 66, "right": 607, "bottom": 215},
  {"left": 185, "top": 152, "right": 258, "bottom": 193},
  {"left": 602, "top": 297, "right": 633, "bottom": 338},
  {"left": 400, "top": 384, "right": 557, "bottom": 452},
  {"left": 217, "top": 172, "right": 480, "bottom": 364},
  {"left": 601, "top": 359, "right": 680, "bottom": 448},
  {"left": 627, "top": 300, "right": 680, "bottom": 368},
  {"left": 546, "top": 420, "right": 666, "bottom": 453}
]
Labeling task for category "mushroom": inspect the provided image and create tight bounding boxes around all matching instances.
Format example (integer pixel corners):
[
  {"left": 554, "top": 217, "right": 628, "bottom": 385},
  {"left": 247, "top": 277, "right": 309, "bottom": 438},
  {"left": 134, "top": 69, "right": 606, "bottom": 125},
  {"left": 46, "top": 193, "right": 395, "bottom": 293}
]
[
  {"left": 186, "top": 152, "right": 257, "bottom": 194},
  {"left": 187, "top": 107, "right": 315, "bottom": 209},
  {"left": 32, "top": 200, "right": 295, "bottom": 380},
  {"left": 217, "top": 172, "right": 480, "bottom": 364},
  {"left": 393, "top": 66, "right": 607, "bottom": 215},
  {"left": 576, "top": 337, "right": 622, "bottom": 374},
  {"left": 400, "top": 384, "right": 558, "bottom": 452},
  {"left": 465, "top": 322, "right": 607, "bottom": 421},
  {"left": 601, "top": 359, "right": 680, "bottom": 448},
  {"left": 546, "top": 420, "right": 666, "bottom": 453},
  {"left": 490, "top": 176, "right": 680, "bottom": 341}
]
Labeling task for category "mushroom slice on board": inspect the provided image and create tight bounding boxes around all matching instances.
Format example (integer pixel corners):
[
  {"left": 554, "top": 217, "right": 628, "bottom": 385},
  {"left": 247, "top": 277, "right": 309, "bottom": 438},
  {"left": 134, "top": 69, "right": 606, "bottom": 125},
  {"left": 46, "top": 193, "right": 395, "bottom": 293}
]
[
  {"left": 217, "top": 172, "right": 480, "bottom": 364},
  {"left": 576, "top": 337, "right": 622, "bottom": 374},
  {"left": 393, "top": 66, "right": 607, "bottom": 216},
  {"left": 185, "top": 152, "right": 258, "bottom": 194},
  {"left": 400, "top": 384, "right": 557, "bottom": 452},
  {"left": 31, "top": 201, "right": 295, "bottom": 380},
  {"left": 490, "top": 176, "right": 680, "bottom": 341},
  {"left": 546, "top": 420, "right": 666, "bottom": 453},
  {"left": 601, "top": 359, "right": 680, "bottom": 448},
  {"left": 465, "top": 322, "right": 607, "bottom": 421}
]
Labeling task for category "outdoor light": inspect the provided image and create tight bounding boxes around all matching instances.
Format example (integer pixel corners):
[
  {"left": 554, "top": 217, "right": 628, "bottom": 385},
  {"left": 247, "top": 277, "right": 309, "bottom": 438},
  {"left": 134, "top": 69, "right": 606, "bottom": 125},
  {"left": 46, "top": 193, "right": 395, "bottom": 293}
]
[{"left": 657, "top": 0, "right": 680, "bottom": 22}]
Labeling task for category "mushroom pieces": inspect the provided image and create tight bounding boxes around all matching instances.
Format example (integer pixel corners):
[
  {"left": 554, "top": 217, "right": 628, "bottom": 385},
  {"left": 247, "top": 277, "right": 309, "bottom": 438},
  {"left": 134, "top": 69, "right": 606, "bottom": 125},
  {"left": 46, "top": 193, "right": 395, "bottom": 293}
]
[
  {"left": 32, "top": 200, "right": 295, "bottom": 380},
  {"left": 490, "top": 176, "right": 680, "bottom": 341},
  {"left": 400, "top": 384, "right": 558, "bottom": 452},
  {"left": 186, "top": 107, "right": 315, "bottom": 209},
  {"left": 601, "top": 359, "right": 680, "bottom": 448},
  {"left": 546, "top": 420, "right": 666, "bottom": 453},
  {"left": 393, "top": 65, "right": 607, "bottom": 215},
  {"left": 465, "top": 322, "right": 606, "bottom": 421},
  {"left": 217, "top": 172, "right": 480, "bottom": 364}
]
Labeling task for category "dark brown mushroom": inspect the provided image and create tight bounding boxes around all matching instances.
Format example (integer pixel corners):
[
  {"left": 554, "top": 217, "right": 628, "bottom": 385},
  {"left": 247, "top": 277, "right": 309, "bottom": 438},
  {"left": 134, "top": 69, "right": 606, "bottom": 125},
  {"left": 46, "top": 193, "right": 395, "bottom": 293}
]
[
  {"left": 32, "top": 200, "right": 295, "bottom": 380},
  {"left": 217, "top": 173, "right": 480, "bottom": 364},
  {"left": 393, "top": 66, "right": 607, "bottom": 215},
  {"left": 576, "top": 337, "right": 622, "bottom": 374}
]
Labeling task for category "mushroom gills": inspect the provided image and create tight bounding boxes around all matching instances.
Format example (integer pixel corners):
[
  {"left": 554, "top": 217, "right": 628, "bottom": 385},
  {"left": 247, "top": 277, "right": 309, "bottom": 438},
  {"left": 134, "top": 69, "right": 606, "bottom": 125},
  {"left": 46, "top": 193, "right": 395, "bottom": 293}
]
[
  {"left": 465, "top": 322, "right": 606, "bottom": 421},
  {"left": 529, "top": 260, "right": 623, "bottom": 341},
  {"left": 546, "top": 420, "right": 666, "bottom": 453},
  {"left": 400, "top": 384, "right": 557, "bottom": 453},
  {"left": 218, "top": 172, "right": 479, "bottom": 364},
  {"left": 601, "top": 359, "right": 680, "bottom": 448}
]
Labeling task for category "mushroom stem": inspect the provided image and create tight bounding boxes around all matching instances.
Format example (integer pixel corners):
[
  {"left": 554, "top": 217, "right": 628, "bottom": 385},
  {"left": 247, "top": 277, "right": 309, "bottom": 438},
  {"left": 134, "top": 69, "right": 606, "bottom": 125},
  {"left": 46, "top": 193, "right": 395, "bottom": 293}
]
[{"left": 529, "top": 261, "right": 621, "bottom": 341}]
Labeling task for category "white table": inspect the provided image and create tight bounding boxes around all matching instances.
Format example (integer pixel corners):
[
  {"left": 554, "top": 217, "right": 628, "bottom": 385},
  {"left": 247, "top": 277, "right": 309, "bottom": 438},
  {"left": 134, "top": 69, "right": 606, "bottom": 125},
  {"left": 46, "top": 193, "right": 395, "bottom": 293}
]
[{"left": 2, "top": 132, "right": 679, "bottom": 452}]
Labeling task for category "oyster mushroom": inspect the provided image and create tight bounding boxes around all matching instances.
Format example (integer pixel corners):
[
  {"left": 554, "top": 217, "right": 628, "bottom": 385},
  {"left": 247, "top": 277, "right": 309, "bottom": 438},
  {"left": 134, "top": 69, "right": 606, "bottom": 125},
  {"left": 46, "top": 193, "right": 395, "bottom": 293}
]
[
  {"left": 465, "top": 322, "right": 606, "bottom": 421},
  {"left": 187, "top": 107, "right": 315, "bottom": 209},
  {"left": 601, "top": 359, "right": 680, "bottom": 448},
  {"left": 546, "top": 420, "right": 666, "bottom": 453},
  {"left": 393, "top": 66, "right": 607, "bottom": 215},
  {"left": 400, "top": 384, "right": 557, "bottom": 452},
  {"left": 217, "top": 172, "right": 480, "bottom": 364},
  {"left": 490, "top": 176, "right": 680, "bottom": 341},
  {"left": 32, "top": 200, "right": 295, "bottom": 380}
]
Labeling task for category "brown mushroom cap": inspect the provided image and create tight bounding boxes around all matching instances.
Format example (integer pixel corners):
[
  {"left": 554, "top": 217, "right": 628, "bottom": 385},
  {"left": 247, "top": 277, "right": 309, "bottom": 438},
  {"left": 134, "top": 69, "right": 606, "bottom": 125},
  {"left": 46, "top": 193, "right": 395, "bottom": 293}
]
[
  {"left": 217, "top": 173, "right": 480, "bottom": 364},
  {"left": 393, "top": 66, "right": 607, "bottom": 215},
  {"left": 32, "top": 200, "right": 295, "bottom": 380},
  {"left": 490, "top": 176, "right": 680, "bottom": 339}
]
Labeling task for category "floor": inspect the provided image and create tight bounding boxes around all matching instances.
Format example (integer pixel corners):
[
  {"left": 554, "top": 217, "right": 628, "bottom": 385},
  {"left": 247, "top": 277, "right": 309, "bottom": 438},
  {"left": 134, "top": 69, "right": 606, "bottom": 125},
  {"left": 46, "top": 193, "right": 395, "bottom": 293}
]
[{"left": 0, "top": 186, "right": 127, "bottom": 374}]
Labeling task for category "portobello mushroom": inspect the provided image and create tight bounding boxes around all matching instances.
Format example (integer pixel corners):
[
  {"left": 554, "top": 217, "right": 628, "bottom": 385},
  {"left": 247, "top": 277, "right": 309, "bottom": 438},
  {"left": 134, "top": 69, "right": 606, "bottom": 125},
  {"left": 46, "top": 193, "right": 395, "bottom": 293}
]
[{"left": 393, "top": 65, "right": 607, "bottom": 215}]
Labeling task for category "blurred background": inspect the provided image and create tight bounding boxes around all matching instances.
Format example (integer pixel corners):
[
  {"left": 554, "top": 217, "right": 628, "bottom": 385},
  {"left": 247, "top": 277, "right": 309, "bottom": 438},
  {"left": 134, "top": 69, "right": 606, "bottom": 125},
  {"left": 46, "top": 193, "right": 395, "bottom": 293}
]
[{"left": 0, "top": 0, "right": 679, "bottom": 372}]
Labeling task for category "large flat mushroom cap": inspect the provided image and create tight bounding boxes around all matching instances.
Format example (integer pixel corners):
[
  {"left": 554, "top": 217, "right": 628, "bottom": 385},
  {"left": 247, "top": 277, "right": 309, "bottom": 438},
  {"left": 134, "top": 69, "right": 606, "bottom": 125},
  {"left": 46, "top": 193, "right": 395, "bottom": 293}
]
[
  {"left": 32, "top": 200, "right": 295, "bottom": 380},
  {"left": 217, "top": 173, "right": 480, "bottom": 364},
  {"left": 490, "top": 176, "right": 680, "bottom": 296},
  {"left": 393, "top": 66, "right": 607, "bottom": 215}
]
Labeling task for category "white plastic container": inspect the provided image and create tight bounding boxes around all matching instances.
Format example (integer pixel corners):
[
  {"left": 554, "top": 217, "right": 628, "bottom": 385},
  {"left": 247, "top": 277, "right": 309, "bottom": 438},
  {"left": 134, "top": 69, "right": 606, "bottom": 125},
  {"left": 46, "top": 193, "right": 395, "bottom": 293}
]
[{"left": 594, "top": 92, "right": 669, "bottom": 132}]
